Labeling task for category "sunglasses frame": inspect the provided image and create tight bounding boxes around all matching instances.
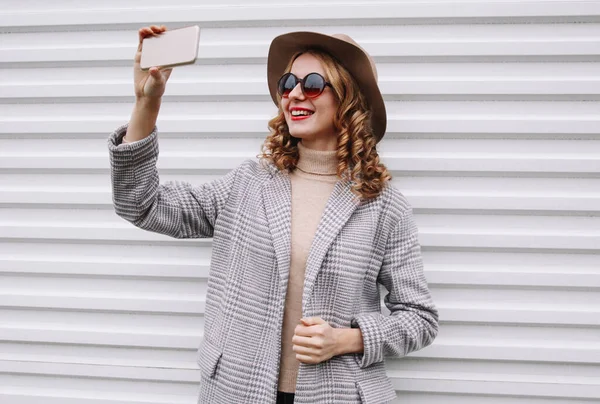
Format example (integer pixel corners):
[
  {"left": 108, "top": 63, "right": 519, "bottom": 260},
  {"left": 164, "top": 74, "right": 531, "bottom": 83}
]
[{"left": 277, "top": 72, "right": 333, "bottom": 99}]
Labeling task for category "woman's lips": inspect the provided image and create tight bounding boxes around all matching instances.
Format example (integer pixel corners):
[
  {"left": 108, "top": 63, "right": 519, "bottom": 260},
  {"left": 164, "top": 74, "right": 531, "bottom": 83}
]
[
  {"left": 291, "top": 114, "right": 312, "bottom": 121},
  {"left": 290, "top": 111, "right": 314, "bottom": 121}
]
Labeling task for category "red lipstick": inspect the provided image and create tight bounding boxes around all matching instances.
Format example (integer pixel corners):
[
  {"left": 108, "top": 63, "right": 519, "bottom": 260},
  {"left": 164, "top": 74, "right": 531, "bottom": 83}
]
[{"left": 289, "top": 107, "right": 314, "bottom": 121}]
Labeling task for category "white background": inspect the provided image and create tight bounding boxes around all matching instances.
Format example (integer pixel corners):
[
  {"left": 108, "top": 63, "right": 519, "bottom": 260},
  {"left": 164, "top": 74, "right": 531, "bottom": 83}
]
[{"left": 1, "top": 1, "right": 599, "bottom": 403}]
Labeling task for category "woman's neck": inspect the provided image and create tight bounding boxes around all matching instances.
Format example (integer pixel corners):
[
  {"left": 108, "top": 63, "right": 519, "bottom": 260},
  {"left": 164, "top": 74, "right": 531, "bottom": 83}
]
[
  {"left": 296, "top": 141, "right": 338, "bottom": 176},
  {"left": 299, "top": 136, "right": 337, "bottom": 152}
]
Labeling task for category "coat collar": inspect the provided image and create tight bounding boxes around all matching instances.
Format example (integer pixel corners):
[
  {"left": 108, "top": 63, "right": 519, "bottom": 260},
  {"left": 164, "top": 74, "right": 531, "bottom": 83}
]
[{"left": 261, "top": 167, "right": 360, "bottom": 313}]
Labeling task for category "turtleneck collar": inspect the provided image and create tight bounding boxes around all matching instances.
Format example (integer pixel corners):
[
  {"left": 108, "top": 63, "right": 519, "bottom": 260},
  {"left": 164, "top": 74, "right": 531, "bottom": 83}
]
[{"left": 296, "top": 141, "right": 338, "bottom": 176}]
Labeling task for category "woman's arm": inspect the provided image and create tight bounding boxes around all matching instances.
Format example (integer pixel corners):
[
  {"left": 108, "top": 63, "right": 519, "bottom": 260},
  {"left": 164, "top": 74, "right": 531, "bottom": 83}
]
[
  {"left": 123, "top": 25, "right": 171, "bottom": 143},
  {"left": 123, "top": 98, "right": 161, "bottom": 144},
  {"left": 333, "top": 328, "right": 364, "bottom": 356},
  {"left": 108, "top": 23, "right": 238, "bottom": 238},
  {"left": 350, "top": 207, "right": 439, "bottom": 368},
  {"left": 108, "top": 124, "right": 241, "bottom": 239}
]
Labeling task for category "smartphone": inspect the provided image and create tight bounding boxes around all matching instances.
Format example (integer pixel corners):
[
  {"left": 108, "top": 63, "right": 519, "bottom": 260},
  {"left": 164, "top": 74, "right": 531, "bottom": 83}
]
[{"left": 140, "top": 25, "right": 200, "bottom": 70}]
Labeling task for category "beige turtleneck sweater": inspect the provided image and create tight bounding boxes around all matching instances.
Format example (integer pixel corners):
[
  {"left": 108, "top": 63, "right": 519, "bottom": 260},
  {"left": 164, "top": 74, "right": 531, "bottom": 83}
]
[{"left": 277, "top": 142, "right": 339, "bottom": 393}]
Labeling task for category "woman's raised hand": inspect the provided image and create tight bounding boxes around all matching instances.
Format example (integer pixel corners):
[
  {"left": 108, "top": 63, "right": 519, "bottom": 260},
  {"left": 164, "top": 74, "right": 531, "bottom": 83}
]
[{"left": 134, "top": 25, "right": 173, "bottom": 101}]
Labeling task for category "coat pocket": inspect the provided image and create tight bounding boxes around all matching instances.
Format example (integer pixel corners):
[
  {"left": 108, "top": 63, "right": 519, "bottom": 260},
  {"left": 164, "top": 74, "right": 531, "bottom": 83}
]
[
  {"left": 353, "top": 358, "right": 397, "bottom": 404},
  {"left": 196, "top": 337, "right": 223, "bottom": 379},
  {"left": 355, "top": 378, "right": 397, "bottom": 404}
]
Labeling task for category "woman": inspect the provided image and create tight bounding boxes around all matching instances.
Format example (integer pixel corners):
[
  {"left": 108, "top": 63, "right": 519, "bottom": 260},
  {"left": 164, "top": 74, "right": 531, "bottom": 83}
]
[{"left": 108, "top": 25, "right": 438, "bottom": 404}]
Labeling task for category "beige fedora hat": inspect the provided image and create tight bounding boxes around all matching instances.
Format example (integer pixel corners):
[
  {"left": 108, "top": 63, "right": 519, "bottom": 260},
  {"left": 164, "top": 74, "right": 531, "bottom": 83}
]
[{"left": 267, "top": 31, "right": 387, "bottom": 143}]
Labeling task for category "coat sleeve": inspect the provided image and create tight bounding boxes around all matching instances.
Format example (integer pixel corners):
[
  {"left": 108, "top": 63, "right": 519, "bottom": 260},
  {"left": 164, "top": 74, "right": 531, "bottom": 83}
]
[
  {"left": 350, "top": 206, "right": 439, "bottom": 368},
  {"left": 107, "top": 123, "right": 241, "bottom": 239}
]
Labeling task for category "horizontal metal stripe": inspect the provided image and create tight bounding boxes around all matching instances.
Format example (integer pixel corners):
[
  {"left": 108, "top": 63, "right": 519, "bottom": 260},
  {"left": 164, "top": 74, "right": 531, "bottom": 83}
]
[
  {"left": 1, "top": 363, "right": 598, "bottom": 400},
  {"left": 2, "top": 118, "right": 598, "bottom": 134},
  {"left": 0, "top": 225, "right": 597, "bottom": 250},
  {"left": 391, "top": 370, "right": 600, "bottom": 388},
  {"left": 1, "top": 259, "right": 597, "bottom": 289},
  {"left": 3, "top": 134, "right": 598, "bottom": 154},
  {"left": 3, "top": 349, "right": 597, "bottom": 381},
  {"left": 1, "top": 324, "right": 598, "bottom": 363},
  {"left": 6, "top": 211, "right": 594, "bottom": 233},
  {"left": 0, "top": 391, "right": 188, "bottom": 404},
  {"left": 0, "top": 226, "right": 205, "bottom": 243},
  {"left": 0, "top": 301, "right": 596, "bottom": 327},
  {"left": 390, "top": 356, "right": 600, "bottom": 378},
  {"left": 0, "top": 240, "right": 206, "bottom": 259},
  {"left": 0, "top": 258, "right": 210, "bottom": 278},
  {"left": 0, "top": 309, "right": 202, "bottom": 336},
  {"left": 440, "top": 307, "right": 600, "bottom": 326},
  {"left": 4, "top": 63, "right": 596, "bottom": 86},
  {"left": 2, "top": 189, "right": 598, "bottom": 212},
  {"left": 0, "top": 326, "right": 200, "bottom": 348},
  {"left": 416, "top": 340, "right": 600, "bottom": 363},
  {"left": 380, "top": 391, "right": 598, "bottom": 404},
  {"left": 0, "top": 81, "right": 267, "bottom": 98},
  {"left": 1, "top": 172, "right": 597, "bottom": 191},
  {"left": 0, "top": 294, "right": 205, "bottom": 314},
  {"left": 4, "top": 314, "right": 595, "bottom": 346},
  {"left": 3, "top": 78, "right": 600, "bottom": 99},
  {"left": 390, "top": 375, "right": 600, "bottom": 399},
  {"left": 427, "top": 268, "right": 600, "bottom": 288},
  {"left": 0, "top": 228, "right": 201, "bottom": 242},
  {"left": 0, "top": 387, "right": 593, "bottom": 404},
  {"left": 2, "top": 40, "right": 599, "bottom": 65},
  {"left": 422, "top": 231, "right": 599, "bottom": 250},
  {"left": 1, "top": 155, "right": 598, "bottom": 173},
  {"left": 0, "top": 350, "right": 191, "bottom": 370},
  {"left": 2, "top": 317, "right": 599, "bottom": 363},
  {"left": 1, "top": 2, "right": 599, "bottom": 28},
  {"left": 0, "top": 359, "right": 199, "bottom": 381},
  {"left": 406, "top": 193, "right": 600, "bottom": 211},
  {"left": 3, "top": 101, "right": 598, "bottom": 121},
  {"left": 0, "top": 278, "right": 206, "bottom": 301}
]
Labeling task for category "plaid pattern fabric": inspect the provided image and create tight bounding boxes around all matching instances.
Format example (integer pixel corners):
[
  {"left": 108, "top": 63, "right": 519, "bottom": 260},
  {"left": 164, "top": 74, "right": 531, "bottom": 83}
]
[{"left": 108, "top": 124, "right": 439, "bottom": 404}]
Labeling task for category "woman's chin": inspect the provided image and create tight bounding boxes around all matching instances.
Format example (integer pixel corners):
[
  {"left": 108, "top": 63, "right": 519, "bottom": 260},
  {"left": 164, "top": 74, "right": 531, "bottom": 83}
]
[{"left": 288, "top": 128, "right": 314, "bottom": 140}]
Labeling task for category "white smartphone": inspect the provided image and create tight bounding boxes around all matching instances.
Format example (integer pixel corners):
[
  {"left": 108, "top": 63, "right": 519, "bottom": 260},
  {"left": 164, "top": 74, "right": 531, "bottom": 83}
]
[{"left": 140, "top": 25, "right": 201, "bottom": 70}]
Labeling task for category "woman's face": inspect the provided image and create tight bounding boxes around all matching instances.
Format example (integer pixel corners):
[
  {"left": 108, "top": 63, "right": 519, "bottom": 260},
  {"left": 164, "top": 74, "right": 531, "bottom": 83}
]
[{"left": 280, "top": 53, "right": 338, "bottom": 151}]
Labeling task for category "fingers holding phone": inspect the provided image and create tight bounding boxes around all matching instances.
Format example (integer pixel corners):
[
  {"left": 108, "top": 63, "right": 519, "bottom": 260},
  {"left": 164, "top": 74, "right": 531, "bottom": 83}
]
[{"left": 134, "top": 25, "right": 173, "bottom": 101}]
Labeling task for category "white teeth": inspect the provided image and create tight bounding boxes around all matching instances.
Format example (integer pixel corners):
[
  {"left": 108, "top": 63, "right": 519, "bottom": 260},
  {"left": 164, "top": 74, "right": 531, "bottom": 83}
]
[{"left": 291, "top": 110, "right": 314, "bottom": 116}]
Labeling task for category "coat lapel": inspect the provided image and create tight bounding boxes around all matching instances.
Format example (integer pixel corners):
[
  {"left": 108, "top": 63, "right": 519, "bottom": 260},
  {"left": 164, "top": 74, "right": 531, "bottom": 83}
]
[
  {"left": 262, "top": 168, "right": 360, "bottom": 312},
  {"left": 262, "top": 170, "right": 292, "bottom": 295},
  {"left": 302, "top": 179, "right": 360, "bottom": 314}
]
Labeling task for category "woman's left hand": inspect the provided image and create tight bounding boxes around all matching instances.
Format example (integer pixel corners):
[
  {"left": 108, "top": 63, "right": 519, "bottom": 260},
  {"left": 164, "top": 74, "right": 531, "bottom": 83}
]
[{"left": 292, "top": 317, "right": 340, "bottom": 364}]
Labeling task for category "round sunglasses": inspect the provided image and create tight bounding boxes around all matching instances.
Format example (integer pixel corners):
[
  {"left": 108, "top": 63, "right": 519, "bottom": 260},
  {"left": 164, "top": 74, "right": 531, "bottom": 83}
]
[{"left": 277, "top": 72, "right": 333, "bottom": 99}]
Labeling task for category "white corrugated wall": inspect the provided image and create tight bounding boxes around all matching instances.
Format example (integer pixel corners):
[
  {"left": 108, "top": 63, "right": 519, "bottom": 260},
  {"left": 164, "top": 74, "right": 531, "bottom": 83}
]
[{"left": 1, "top": 1, "right": 599, "bottom": 403}]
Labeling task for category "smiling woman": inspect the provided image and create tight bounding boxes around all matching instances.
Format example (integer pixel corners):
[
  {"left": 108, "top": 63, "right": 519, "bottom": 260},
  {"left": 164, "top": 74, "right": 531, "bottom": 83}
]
[
  {"left": 262, "top": 41, "right": 392, "bottom": 201},
  {"left": 107, "top": 28, "right": 438, "bottom": 404}
]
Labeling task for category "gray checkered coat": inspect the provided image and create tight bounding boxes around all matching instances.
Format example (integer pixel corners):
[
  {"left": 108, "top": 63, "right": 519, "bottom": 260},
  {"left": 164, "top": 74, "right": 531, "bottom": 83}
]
[{"left": 108, "top": 124, "right": 438, "bottom": 404}]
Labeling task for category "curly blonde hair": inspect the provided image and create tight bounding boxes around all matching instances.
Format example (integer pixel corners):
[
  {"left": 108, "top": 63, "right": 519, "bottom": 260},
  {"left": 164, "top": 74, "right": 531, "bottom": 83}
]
[{"left": 259, "top": 49, "right": 391, "bottom": 201}]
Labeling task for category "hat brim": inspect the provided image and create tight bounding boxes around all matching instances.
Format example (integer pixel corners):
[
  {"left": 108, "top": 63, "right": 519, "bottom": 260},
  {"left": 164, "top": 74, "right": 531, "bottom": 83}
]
[{"left": 267, "top": 31, "right": 386, "bottom": 143}]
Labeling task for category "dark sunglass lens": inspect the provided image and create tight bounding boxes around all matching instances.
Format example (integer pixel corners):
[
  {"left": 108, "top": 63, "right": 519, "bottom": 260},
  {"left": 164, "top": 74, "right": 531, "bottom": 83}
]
[
  {"left": 303, "top": 73, "right": 325, "bottom": 97},
  {"left": 278, "top": 73, "right": 297, "bottom": 97}
]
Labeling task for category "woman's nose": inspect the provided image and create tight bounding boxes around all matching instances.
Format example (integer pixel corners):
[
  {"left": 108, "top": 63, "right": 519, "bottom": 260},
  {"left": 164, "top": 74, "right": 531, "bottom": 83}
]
[{"left": 288, "top": 82, "right": 305, "bottom": 100}]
